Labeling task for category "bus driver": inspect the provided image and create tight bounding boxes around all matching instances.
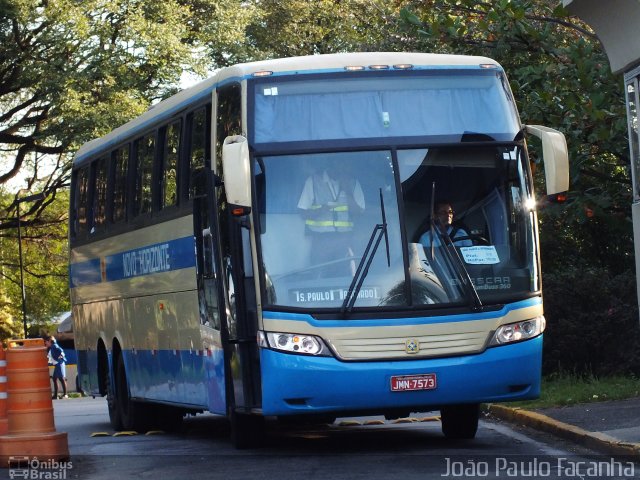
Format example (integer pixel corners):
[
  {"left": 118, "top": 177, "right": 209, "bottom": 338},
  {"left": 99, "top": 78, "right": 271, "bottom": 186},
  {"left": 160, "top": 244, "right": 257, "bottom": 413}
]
[{"left": 419, "top": 202, "right": 472, "bottom": 248}]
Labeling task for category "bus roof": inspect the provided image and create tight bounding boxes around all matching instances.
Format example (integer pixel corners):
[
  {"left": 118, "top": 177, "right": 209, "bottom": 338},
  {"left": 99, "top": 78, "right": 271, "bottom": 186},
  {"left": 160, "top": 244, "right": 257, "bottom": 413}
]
[
  {"left": 72, "top": 52, "right": 500, "bottom": 167},
  {"left": 213, "top": 51, "right": 499, "bottom": 84}
]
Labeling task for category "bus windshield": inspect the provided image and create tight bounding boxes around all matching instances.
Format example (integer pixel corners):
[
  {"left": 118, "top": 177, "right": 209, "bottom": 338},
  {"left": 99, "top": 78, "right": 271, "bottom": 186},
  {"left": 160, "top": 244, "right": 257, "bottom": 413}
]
[
  {"left": 257, "top": 145, "right": 538, "bottom": 310},
  {"left": 253, "top": 72, "right": 520, "bottom": 143}
]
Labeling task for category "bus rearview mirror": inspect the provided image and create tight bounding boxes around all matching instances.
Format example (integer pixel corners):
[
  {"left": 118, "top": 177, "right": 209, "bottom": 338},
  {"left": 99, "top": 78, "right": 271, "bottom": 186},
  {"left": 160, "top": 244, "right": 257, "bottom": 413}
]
[
  {"left": 222, "top": 135, "right": 252, "bottom": 207},
  {"left": 525, "top": 125, "right": 569, "bottom": 195}
]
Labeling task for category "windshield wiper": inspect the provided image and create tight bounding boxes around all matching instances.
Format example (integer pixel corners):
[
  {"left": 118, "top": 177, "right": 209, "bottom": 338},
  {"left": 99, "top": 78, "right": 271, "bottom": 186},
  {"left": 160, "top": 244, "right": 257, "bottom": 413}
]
[
  {"left": 340, "top": 188, "right": 390, "bottom": 316},
  {"left": 430, "top": 218, "right": 483, "bottom": 311}
]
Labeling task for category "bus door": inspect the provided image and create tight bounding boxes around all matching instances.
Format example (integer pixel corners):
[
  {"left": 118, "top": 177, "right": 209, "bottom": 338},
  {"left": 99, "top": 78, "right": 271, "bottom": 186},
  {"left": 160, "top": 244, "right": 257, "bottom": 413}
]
[
  {"left": 193, "top": 197, "right": 226, "bottom": 414},
  {"left": 221, "top": 203, "right": 262, "bottom": 415},
  {"left": 216, "top": 197, "right": 266, "bottom": 448}
]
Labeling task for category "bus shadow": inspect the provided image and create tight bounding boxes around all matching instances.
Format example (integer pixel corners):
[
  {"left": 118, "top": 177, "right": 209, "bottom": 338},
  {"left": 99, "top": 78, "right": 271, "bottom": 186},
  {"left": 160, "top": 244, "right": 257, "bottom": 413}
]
[{"left": 178, "top": 413, "right": 487, "bottom": 454}]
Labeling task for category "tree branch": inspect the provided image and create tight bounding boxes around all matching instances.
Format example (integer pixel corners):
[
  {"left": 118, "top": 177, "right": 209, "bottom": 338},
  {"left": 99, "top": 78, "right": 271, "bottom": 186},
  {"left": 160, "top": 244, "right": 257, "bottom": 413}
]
[
  {"left": 580, "top": 167, "right": 631, "bottom": 185},
  {"left": 525, "top": 14, "right": 598, "bottom": 41}
]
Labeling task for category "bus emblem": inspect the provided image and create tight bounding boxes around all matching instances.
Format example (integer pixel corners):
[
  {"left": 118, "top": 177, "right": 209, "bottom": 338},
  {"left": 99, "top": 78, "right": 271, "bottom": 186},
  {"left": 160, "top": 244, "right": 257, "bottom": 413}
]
[{"left": 405, "top": 339, "right": 420, "bottom": 354}]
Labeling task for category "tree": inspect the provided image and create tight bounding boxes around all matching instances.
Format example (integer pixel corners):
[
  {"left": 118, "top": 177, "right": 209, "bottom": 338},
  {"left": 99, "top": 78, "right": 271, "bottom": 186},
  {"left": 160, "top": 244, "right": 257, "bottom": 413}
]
[
  {"left": 0, "top": 187, "right": 69, "bottom": 338},
  {"left": 0, "top": 0, "right": 253, "bottom": 216},
  {"left": 0, "top": 0, "right": 254, "bottom": 334},
  {"left": 0, "top": 291, "right": 21, "bottom": 341},
  {"left": 207, "top": 0, "right": 406, "bottom": 66}
]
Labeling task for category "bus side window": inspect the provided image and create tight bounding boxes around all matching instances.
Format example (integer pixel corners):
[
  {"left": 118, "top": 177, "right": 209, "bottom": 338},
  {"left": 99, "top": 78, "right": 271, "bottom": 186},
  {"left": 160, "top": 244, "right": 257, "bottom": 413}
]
[
  {"left": 133, "top": 133, "right": 155, "bottom": 217},
  {"left": 215, "top": 84, "right": 242, "bottom": 173},
  {"left": 187, "top": 106, "right": 210, "bottom": 199},
  {"left": 111, "top": 145, "right": 129, "bottom": 223},
  {"left": 74, "top": 166, "right": 90, "bottom": 239},
  {"left": 92, "top": 156, "right": 108, "bottom": 234},
  {"left": 160, "top": 120, "right": 181, "bottom": 209},
  {"left": 215, "top": 84, "right": 242, "bottom": 262}
]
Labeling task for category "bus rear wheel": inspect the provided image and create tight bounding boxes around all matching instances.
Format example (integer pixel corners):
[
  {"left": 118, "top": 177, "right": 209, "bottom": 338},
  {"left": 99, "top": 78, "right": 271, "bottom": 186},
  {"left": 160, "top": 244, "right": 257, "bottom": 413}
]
[
  {"left": 440, "top": 404, "right": 480, "bottom": 439},
  {"left": 105, "top": 362, "right": 123, "bottom": 431},
  {"left": 115, "top": 354, "right": 152, "bottom": 432}
]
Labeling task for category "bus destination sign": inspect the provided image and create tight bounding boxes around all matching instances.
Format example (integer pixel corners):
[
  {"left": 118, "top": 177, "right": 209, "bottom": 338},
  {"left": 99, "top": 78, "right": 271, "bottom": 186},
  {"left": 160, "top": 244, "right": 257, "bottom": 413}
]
[{"left": 289, "top": 286, "right": 380, "bottom": 304}]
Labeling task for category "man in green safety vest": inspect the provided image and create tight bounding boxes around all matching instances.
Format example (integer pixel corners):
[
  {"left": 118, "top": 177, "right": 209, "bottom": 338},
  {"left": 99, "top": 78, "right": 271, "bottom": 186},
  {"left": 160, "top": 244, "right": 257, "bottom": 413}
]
[{"left": 298, "top": 163, "right": 365, "bottom": 276}]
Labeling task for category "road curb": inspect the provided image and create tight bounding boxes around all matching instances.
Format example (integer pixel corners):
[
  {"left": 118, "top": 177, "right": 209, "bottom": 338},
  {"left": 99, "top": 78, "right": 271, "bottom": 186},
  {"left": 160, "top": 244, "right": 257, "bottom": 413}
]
[{"left": 486, "top": 404, "right": 640, "bottom": 458}]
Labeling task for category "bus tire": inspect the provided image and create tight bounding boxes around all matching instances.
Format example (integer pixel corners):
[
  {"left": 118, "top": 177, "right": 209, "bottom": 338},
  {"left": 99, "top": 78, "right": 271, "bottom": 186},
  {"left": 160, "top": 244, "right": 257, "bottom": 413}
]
[
  {"left": 105, "top": 362, "right": 123, "bottom": 431},
  {"left": 115, "top": 355, "right": 151, "bottom": 432},
  {"left": 440, "top": 404, "right": 480, "bottom": 439},
  {"left": 230, "top": 411, "right": 265, "bottom": 449}
]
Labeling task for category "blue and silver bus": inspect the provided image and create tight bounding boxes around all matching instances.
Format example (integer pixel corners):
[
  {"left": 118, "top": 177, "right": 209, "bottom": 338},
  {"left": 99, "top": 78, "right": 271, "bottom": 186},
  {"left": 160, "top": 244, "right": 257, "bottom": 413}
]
[{"left": 69, "top": 52, "right": 568, "bottom": 446}]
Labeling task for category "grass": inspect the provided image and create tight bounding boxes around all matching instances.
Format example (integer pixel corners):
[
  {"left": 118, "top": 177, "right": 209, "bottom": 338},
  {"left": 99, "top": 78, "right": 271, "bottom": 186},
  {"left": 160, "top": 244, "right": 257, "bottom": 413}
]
[{"left": 508, "top": 374, "right": 640, "bottom": 410}]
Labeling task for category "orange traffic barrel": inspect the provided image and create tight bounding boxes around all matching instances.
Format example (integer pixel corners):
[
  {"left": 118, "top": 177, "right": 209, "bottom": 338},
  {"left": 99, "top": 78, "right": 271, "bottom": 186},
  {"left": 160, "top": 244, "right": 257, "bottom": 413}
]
[
  {"left": 0, "top": 431, "right": 69, "bottom": 464},
  {"left": 0, "top": 338, "right": 69, "bottom": 464},
  {"left": 5, "top": 339, "right": 55, "bottom": 434},
  {"left": 0, "top": 344, "right": 7, "bottom": 435}
]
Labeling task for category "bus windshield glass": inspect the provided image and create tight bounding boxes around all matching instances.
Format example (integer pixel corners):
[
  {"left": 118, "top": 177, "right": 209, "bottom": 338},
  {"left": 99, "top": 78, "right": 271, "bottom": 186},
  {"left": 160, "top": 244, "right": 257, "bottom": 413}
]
[
  {"left": 257, "top": 145, "right": 538, "bottom": 310},
  {"left": 253, "top": 72, "right": 520, "bottom": 144}
]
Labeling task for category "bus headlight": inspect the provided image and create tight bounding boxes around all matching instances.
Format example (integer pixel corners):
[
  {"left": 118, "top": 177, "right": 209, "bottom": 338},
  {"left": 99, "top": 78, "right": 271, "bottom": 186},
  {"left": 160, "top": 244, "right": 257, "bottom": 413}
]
[
  {"left": 259, "top": 331, "right": 332, "bottom": 356},
  {"left": 489, "top": 316, "right": 546, "bottom": 346}
]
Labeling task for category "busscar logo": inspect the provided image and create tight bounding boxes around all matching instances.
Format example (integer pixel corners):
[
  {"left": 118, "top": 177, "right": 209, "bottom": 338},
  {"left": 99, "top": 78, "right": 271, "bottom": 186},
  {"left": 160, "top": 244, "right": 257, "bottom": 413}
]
[{"left": 8, "top": 457, "right": 73, "bottom": 480}]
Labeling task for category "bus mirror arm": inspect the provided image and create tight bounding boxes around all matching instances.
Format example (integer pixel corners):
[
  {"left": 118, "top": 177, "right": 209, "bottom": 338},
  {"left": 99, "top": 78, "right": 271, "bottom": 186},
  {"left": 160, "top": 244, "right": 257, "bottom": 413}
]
[{"left": 214, "top": 172, "right": 223, "bottom": 187}]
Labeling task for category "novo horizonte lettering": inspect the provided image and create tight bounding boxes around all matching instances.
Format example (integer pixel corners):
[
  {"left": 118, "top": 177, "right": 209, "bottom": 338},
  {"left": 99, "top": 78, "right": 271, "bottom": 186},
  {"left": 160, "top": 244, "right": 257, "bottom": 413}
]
[{"left": 122, "top": 243, "right": 171, "bottom": 278}]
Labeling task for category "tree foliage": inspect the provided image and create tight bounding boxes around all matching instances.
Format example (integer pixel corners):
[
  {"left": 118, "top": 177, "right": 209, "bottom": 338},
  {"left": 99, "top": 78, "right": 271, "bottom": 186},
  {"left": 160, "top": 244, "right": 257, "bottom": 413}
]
[
  {"left": 0, "top": 0, "right": 250, "bottom": 337},
  {"left": 0, "top": 0, "right": 248, "bottom": 210},
  {"left": 0, "top": 187, "right": 69, "bottom": 338},
  {"left": 207, "top": 0, "right": 405, "bottom": 66}
]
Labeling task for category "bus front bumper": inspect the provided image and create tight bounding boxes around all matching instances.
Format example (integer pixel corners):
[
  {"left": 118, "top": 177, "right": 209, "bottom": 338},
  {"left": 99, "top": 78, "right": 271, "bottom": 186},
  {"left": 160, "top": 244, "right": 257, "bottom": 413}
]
[{"left": 260, "top": 335, "right": 542, "bottom": 416}]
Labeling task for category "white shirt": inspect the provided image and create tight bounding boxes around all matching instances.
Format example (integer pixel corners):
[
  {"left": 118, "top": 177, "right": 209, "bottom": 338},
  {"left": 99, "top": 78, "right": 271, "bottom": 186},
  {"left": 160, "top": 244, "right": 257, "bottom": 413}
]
[{"left": 419, "top": 225, "right": 473, "bottom": 248}]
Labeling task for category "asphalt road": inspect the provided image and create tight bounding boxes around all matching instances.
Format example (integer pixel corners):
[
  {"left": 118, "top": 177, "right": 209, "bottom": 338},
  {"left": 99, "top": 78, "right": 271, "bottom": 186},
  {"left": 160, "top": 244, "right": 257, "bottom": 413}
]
[{"left": 17, "top": 397, "right": 639, "bottom": 480}]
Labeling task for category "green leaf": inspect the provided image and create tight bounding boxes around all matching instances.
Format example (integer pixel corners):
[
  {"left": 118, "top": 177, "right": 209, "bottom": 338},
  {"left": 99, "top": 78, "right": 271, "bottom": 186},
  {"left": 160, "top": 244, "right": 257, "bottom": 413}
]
[{"left": 400, "top": 7, "right": 422, "bottom": 26}]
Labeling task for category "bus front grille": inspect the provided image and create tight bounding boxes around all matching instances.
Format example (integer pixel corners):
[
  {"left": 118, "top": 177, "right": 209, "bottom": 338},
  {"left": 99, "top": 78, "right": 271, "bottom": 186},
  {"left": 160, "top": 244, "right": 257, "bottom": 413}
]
[{"left": 328, "top": 330, "right": 489, "bottom": 360}]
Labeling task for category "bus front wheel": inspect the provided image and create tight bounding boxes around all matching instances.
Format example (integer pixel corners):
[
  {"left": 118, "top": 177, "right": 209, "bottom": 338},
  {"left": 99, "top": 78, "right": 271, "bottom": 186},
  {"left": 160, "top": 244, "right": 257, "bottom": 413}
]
[
  {"left": 440, "top": 404, "right": 480, "bottom": 439},
  {"left": 230, "top": 411, "right": 265, "bottom": 449}
]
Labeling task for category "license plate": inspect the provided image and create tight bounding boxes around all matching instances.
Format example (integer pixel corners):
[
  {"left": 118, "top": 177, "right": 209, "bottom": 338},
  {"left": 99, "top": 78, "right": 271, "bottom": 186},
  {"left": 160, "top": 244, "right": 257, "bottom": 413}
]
[{"left": 390, "top": 374, "right": 437, "bottom": 392}]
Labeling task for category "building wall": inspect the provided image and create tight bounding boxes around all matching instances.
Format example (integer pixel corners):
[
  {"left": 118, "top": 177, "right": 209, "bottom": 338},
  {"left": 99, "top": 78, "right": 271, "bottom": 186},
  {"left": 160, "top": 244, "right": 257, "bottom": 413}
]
[{"left": 564, "top": 0, "right": 640, "bottom": 74}]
